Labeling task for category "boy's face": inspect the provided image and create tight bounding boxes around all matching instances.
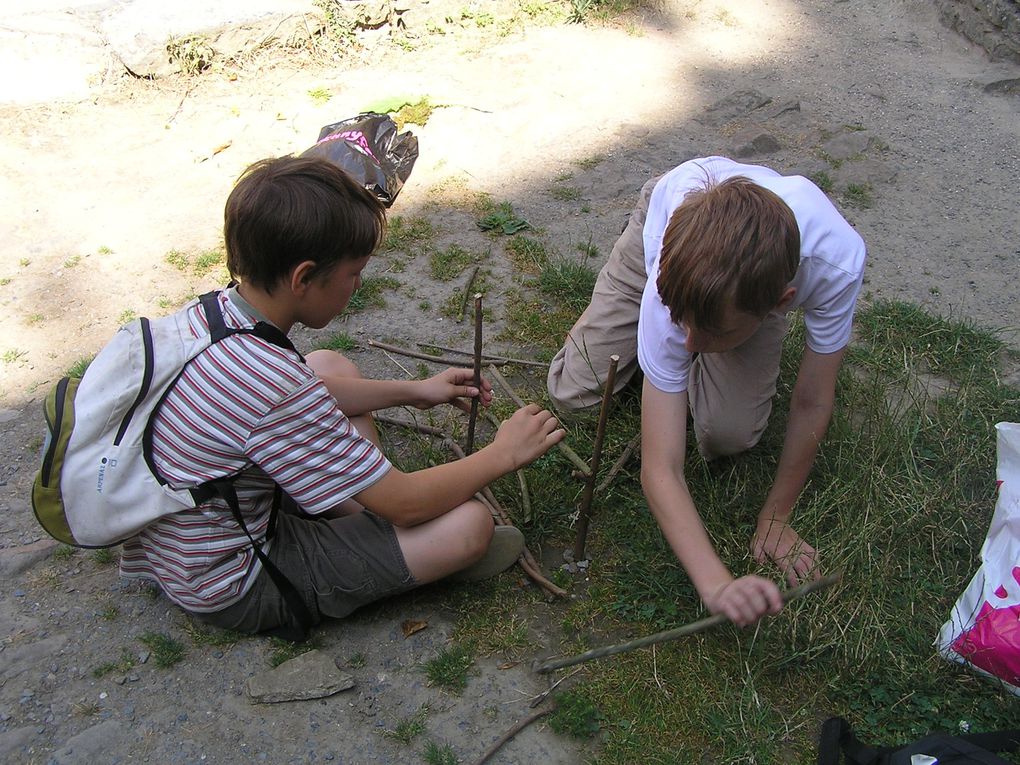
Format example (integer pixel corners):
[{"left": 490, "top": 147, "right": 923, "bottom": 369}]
[
  {"left": 299, "top": 254, "right": 372, "bottom": 329},
  {"left": 681, "top": 305, "right": 764, "bottom": 354}
]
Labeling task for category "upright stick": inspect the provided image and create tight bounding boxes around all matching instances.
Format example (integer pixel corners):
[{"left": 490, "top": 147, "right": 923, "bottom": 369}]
[
  {"left": 466, "top": 293, "right": 484, "bottom": 454},
  {"left": 572, "top": 355, "right": 619, "bottom": 561}
]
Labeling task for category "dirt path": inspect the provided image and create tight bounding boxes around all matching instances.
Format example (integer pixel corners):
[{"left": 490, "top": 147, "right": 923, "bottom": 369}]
[{"left": 1, "top": 1, "right": 1019, "bottom": 762}]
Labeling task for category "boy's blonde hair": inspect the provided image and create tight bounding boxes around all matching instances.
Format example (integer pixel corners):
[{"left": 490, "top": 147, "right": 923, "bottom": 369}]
[{"left": 656, "top": 176, "right": 800, "bottom": 332}]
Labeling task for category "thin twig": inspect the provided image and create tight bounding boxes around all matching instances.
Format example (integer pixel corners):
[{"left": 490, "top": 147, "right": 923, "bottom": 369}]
[
  {"left": 417, "top": 343, "right": 546, "bottom": 368},
  {"left": 466, "top": 294, "right": 483, "bottom": 454},
  {"left": 486, "top": 364, "right": 592, "bottom": 478},
  {"left": 470, "top": 707, "right": 554, "bottom": 765},
  {"left": 573, "top": 355, "right": 619, "bottom": 561},
  {"left": 458, "top": 266, "right": 479, "bottom": 323},
  {"left": 534, "top": 573, "right": 842, "bottom": 673},
  {"left": 595, "top": 432, "right": 641, "bottom": 495},
  {"left": 529, "top": 666, "right": 583, "bottom": 708},
  {"left": 366, "top": 339, "right": 476, "bottom": 368}
]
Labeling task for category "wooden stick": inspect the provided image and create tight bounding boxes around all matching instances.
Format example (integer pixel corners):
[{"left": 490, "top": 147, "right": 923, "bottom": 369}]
[
  {"left": 534, "top": 573, "right": 842, "bottom": 674},
  {"left": 457, "top": 266, "right": 479, "bottom": 323},
  {"left": 572, "top": 355, "right": 618, "bottom": 561},
  {"left": 466, "top": 294, "right": 483, "bottom": 454},
  {"left": 469, "top": 707, "right": 554, "bottom": 765},
  {"left": 595, "top": 431, "right": 641, "bottom": 495},
  {"left": 416, "top": 343, "right": 546, "bottom": 369},
  {"left": 366, "top": 339, "right": 481, "bottom": 369},
  {"left": 486, "top": 364, "right": 592, "bottom": 478}
]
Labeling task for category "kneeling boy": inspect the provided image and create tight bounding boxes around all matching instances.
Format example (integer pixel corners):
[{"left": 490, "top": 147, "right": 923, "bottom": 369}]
[{"left": 547, "top": 156, "right": 866, "bottom": 626}]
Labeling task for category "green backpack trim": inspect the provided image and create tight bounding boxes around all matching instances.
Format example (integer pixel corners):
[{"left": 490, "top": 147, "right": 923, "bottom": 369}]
[{"left": 32, "top": 376, "right": 80, "bottom": 546}]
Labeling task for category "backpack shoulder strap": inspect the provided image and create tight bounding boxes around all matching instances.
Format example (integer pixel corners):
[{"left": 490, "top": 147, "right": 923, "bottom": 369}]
[{"left": 198, "top": 291, "right": 304, "bottom": 362}]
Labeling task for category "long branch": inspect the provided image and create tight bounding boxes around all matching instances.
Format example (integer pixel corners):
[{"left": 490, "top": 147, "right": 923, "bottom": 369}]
[{"left": 534, "top": 573, "right": 842, "bottom": 673}]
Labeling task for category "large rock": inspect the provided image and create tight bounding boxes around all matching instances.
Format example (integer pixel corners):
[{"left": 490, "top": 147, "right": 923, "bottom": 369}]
[
  {"left": 100, "top": 0, "right": 324, "bottom": 78},
  {"left": 937, "top": 0, "right": 1020, "bottom": 63},
  {"left": 245, "top": 649, "right": 356, "bottom": 703}
]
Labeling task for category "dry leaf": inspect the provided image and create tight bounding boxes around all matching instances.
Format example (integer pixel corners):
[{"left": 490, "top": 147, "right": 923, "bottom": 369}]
[
  {"left": 497, "top": 661, "right": 519, "bottom": 670},
  {"left": 401, "top": 619, "right": 428, "bottom": 638}
]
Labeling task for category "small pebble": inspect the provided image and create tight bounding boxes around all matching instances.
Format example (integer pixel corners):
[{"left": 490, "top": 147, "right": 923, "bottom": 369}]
[{"left": 13, "top": 589, "right": 26, "bottom": 597}]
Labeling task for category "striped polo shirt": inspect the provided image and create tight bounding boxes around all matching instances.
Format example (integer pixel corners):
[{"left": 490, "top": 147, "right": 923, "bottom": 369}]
[{"left": 120, "top": 290, "right": 391, "bottom": 612}]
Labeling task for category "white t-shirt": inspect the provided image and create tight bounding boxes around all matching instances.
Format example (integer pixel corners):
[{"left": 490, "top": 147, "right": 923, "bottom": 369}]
[{"left": 637, "top": 156, "right": 867, "bottom": 393}]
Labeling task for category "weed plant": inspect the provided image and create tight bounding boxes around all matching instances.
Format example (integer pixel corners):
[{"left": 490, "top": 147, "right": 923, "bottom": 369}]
[{"left": 139, "top": 632, "right": 187, "bottom": 668}]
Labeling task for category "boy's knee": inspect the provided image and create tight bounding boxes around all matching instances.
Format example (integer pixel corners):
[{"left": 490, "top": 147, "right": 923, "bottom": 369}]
[
  {"left": 461, "top": 502, "right": 495, "bottom": 561},
  {"left": 305, "top": 349, "right": 363, "bottom": 379},
  {"left": 695, "top": 420, "right": 763, "bottom": 461}
]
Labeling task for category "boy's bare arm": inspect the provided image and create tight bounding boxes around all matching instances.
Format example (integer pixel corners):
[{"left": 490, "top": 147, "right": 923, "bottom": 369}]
[
  {"left": 354, "top": 404, "right": 563, "bottom": 525},
  {"left": 318, "top": 368, "right": 492, "bottom": 416},
  {"left": 641, "top": 380, "right": 782, "bottom": 627},
  {"left": 752, "top": 346, "right": 845, "bottom": 585}
]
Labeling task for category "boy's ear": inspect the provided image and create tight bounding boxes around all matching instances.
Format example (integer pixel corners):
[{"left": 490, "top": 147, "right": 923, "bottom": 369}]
[
  {"left": 775, "top": 286, "right": 797, "bottom": 312},
  {"left": 287, "top": 261, "right": 319, "bottom": 295}
]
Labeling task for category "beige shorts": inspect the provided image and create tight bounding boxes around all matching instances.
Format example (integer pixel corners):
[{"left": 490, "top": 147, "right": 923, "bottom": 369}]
[{"left": 546, "top": 176, "right": 788, "bottom": 459}]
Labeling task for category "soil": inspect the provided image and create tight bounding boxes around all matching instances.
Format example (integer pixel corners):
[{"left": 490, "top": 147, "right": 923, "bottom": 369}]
[{"left": 1, "top": 1, "right": 1019, "bottom": 763}]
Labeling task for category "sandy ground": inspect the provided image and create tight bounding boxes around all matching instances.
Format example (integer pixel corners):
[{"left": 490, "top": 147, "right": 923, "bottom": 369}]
[{"left": 1, "top": 1, "right": 1019, "bottom": 762}]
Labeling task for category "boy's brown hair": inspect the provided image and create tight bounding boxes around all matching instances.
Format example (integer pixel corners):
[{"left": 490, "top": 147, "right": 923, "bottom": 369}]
[
  {"left": 656, "top": 176, "right": 800, "bottom": 332},
  {"left": 224, "top": 156, "right": 386, "bottom": 293}
]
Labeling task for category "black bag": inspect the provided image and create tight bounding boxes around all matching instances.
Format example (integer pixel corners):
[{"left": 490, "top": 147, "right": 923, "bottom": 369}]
[
  {"left": 818, "top": 717, "right": 1020, "bottom": 765},
  {"left": 300, "top": 112, "right": 418, "bottom": 207}
]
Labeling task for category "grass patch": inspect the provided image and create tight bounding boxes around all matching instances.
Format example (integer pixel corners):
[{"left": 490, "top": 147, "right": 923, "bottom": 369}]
[
  {"left": 537, "top": 258, "right": 597, "bottom": 314},
  {"left": 505, "top": 236, "right": 551, "bottom": 274},
  {"left": 811, "top": 170, "right": 834, "bottom": 194},
  {"left": 550, "top": 690, "right": 603, "bottom": 738},
  {"left": 66, "top": 355, "right": 95, "bottom": 378},
  {"left": 315, "top": 332, "right": 357, "bottom": 352},
  {"left": 385, "top": 704, "right": 430, "bottom": 743},
  {"left": 395, "top": 97, "right": 434, "bottom": 129},
  {"left": 423, "top": 740, "right": 459, "bottom": 765},
  {"left": 268, "top": 636, "right": 318, "bottom": 667},
  {"left": 91, "top": 548, "right": 115, "bottom": 566},
  {"left": 574, "top": 153, "right": 606, "bottom": 171},
  {"left": 423, "top": 642, "right": 474, "bottom": 693},
  {"left": 429, "top": 244, "right": 477, "bottom": 281},
  {"left": 341, "top": 275, "right": 401, "bottom": 316},
  {"left": 843, "top": 182, "right": 874, "bottom": 208},
  {"left": 139, "top": 632, "right": 187, "bottom": 668},
  {"left": 384, "top": 215, "right": 434, "bottom": 256},
  {"left": 548, "top": 184, "right": 583, "bottom": 202}
]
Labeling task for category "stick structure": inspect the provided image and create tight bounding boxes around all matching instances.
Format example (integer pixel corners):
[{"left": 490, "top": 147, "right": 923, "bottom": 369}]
[
  {"left": 572, "top": 354, "right": 619, "bottom": 561},
  {"left": 486, "top": 364, "right": 592, "bottom": 478},
  {"left": 466, "top": 294, "right": 483, "bottom": 454},
  {"left": 534, "top": 573, "right": 842, "bottom": 674}
]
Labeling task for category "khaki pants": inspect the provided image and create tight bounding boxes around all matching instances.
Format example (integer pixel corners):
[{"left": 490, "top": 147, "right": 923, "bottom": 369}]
[{"left": 546, "top": 177, "right": 788, "bottom": 459}]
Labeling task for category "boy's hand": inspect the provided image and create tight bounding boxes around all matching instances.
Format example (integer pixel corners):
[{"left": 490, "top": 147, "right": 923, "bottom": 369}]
[
  {"left": 752, "top": 517, "right": 820, "bottom": 587},
  {"left": 412, "top": 368, "right": 493, "bottom": 412},
  {"left": 704, "top": 575, "right": 783, "bottom": 627},
  {"left": 492, "top": 404, "right": 566, "bottom": 470}
]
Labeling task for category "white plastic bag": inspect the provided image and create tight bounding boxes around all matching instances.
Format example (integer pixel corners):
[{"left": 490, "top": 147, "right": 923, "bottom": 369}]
[{"left": 936, "top": 422, "right": 1020, "bottom": 695}]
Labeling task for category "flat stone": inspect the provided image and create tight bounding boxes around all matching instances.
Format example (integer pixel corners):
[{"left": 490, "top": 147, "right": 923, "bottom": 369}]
[
  {"left": 983, "top": 78, "right": 1020, "bottom": 95},
  {"left": 695, "top": 89, "right": 772, "bottom": 125},
  {"left": 731, "top": 128, "right": 782, "bottom": 158},
  {"left": 822, "top": 130, "right": 875, "bottom": 161},
  {"left": 833, "top": 158, "right": 898, "bottom": 187},
  {"left": 50, "top": 719, "right": 130, "bottom": 763},
  {"left": 246, "top": 649, "right": 356, "bottom": 704},
  {"left": 0, "top": 538, "right": 59, "bottom": 577}
]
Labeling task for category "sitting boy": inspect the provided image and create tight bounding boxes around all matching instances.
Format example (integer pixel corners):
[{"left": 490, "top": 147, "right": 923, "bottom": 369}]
[
  {"left": 120, "top": 156, "right": 565, "bottom": 637},
  {"left": 547, "top": 156, "right": 866, "bottom": 626}
]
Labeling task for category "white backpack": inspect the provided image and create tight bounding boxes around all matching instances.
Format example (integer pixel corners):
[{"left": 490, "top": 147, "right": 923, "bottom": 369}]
[{"left": 32, "top": 292, "right": 295, "bottom": 547}]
